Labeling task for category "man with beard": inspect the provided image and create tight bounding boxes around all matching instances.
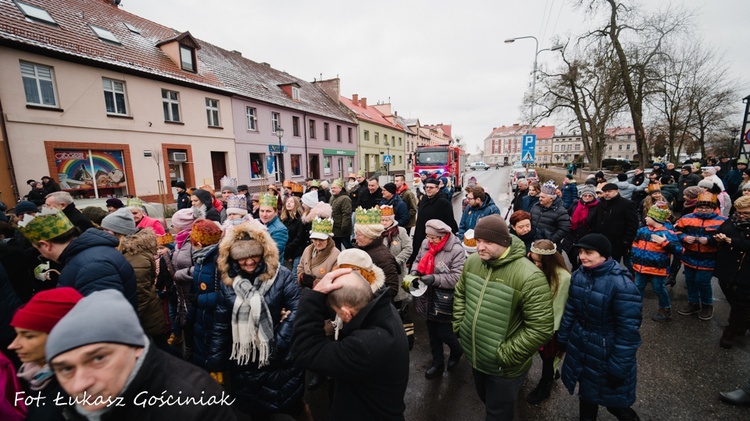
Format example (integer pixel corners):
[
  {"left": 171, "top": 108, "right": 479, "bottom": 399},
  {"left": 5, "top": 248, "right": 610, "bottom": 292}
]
[{"left": 408, "top": 178, "right": 458, "bottom": 266}]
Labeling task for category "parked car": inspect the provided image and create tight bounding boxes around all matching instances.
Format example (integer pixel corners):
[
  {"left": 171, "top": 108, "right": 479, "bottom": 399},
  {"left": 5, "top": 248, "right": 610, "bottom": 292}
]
[
  {"left": 606, "top": 168, "right": 652, "bottom": 184},
  {"left": 511, "top": 169, "right": 527, "bottom": 190},
  {"left": 469, "top": 161, "right": 490, "bottom": 171}
]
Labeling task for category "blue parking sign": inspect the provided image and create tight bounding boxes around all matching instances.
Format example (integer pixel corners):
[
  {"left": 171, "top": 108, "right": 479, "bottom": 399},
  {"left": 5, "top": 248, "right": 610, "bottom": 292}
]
[{"left": 521, "top": 134, "right": 536, "bottom": 164}]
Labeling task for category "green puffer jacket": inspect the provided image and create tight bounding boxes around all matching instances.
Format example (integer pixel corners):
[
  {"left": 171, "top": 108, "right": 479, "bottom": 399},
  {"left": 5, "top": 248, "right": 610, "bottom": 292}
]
[{"left": 453, "top": 236, "right": 554, "bottom": 378}]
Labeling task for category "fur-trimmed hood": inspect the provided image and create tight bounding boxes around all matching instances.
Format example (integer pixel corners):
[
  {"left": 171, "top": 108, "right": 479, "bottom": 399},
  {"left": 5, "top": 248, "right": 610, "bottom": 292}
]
[
  {"left": 120, "top": 227, "right": 157, "bottom": 256},
  {"left": 302, "top": 202, "right": 332, "bottom": 223},
  {"left": 218, "top": 221, "right": 280, "bottom": 286}
]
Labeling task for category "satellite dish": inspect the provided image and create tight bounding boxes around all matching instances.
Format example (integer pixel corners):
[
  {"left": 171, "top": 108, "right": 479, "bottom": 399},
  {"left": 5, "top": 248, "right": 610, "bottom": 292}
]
[{"left": 113, "top": 0, "right": 122, "bottom": 5}]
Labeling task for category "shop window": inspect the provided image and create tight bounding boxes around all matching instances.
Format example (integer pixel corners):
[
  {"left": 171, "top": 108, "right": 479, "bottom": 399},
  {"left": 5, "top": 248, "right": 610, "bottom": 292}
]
[
  {"left": 53, "top": 149, "right": 128, "bottom": 198},
  {"left": 250, "top": 153, "right": 265, "bottom": 179},
  {"left": 324, "top": 156, "right": 332, "bottom": 175}
]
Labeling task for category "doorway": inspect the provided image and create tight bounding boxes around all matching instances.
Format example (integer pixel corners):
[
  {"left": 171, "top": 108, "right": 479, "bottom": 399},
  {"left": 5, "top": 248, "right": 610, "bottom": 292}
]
[
  {"left": 337, "top": 157, "right": 344, "bottom": 180},
  {"left": 210, "top": 151, "right": 227, "bottom": 189},
  {"left": 309, "top": 154, "right": 320, "bottom": 179}
]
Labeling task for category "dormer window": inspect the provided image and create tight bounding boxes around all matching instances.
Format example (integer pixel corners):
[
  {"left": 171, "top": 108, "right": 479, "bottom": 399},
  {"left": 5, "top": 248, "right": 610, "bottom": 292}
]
[
  {"left": 15, "top": 1, "right": 56, "bottom": 25},
  {"left": 180, "top": 45, "right": 195, "bottom": 72},
  {"left": 90, "top": 25, "right": 121, "bottom": 45},
  {"left": 292, "top": 86, "right": 300, "bottom": 100},
  {"left": 278, "top": 82, "right": 301, "bottom": 101}
]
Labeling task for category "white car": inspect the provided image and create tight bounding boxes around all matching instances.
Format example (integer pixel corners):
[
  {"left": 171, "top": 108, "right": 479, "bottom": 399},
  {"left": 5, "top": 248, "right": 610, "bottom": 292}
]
[{"left": 469, "top": 161, "right": 490, "bottom": 171}]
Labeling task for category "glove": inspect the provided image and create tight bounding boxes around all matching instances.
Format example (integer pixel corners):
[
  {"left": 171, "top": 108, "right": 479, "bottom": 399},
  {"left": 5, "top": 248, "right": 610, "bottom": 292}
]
[
  {"left": 555, "top": 338, "right": 567, "bottom": 355},
  {"left": 410, "top": 270, "right": 422, "bottom": 277},
  {"left": 606, "top": 373, "right": 625, "bottom": 389},
  {"left": 420, "top": 275, "right": 435, "bottom": 286},
  {"left": 210, "top": 372, "right": 224, "bottom": 385}
]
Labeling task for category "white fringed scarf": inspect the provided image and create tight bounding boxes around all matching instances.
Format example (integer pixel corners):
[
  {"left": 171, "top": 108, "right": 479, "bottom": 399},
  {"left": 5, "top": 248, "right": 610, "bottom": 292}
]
[{"left": 230, "top": 272, "right": 276, "bottom": 367}]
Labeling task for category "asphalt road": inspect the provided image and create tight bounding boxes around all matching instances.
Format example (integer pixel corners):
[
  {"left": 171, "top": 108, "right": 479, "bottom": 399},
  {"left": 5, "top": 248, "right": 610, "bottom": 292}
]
[{"left": 306, "top": 167, "right": 750, "bottom": 420}]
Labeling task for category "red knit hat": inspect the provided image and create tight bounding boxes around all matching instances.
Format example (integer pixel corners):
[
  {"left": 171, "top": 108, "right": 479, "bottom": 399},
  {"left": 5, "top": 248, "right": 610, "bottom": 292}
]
[{"left": 11, "top": 287, "right": 83, "bottom": 333}]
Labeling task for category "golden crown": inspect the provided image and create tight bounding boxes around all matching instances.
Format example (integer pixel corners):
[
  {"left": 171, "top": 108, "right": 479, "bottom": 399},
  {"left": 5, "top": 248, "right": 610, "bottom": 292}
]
[
  {"left": 380, "top": 205, "right": 394, "bottom": 217},
  {"left": 126, "top": 197, "right": 144, "bottom": 209},
  {"left": 311, "top": 217, "right": 334, "bottom": 236},
  {"left": 259, "top": 193, "right": 278, "bottom": 208},
  {"left": 355, "top": 206, "right": 382, "bottom": 225},
  {"left": 17, "top": 208, "right": 74, "bottom": 243}
]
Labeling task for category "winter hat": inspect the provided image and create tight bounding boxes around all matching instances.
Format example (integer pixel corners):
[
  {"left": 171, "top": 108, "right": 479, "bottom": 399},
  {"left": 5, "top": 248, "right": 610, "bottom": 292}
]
[
  {"left": 660, "top": 175, "right": 673, "bottom": 185},
  {"left": 190, "top": 219, "right": 222, "bottom": 246},
  {"left": 595, "top": 171, "right": 605, "bottom": 179},
  {"left": 383, "top": 183, "right": 397, "bottom": 195},
  {"left": 701, "top": 167, "right": 717, "bottom": 176},
  {"left": 474, "top": 214, "right": 511, "bottom": 247},
  {"left": 175, "top": 181, "right": 187, "bottom": 190},
  {"left": 301, "top": 191, "right": 319, "bottom": 208},
  {"left": 647, "top": 205, "right": 671, "bottom": 224},
  {"left": 105, "top": 198, "right": 125, "bottom": 209},
  {"left": 237, "top": 184, "right": 249, "bottom": 192},
  {"left": 579, "top": 185, "right": 596, "bottom": 198},
  {"left": 683, "top": 186, "right": 702, "bottom": 199},
  {"left": 695, "top": 192, "right": 718, "bottom": 208},
  {"left": 584, "top": 177, "right": 597, "bottom": 186},
  {"left": 617, "top": 173, "right": 628, "bottom": 182},
  {"left": 171, "top": 208, "right": 196, "bottom": 231},
  {"left": 354, "top": 222, "right": 385, "bottom": 239},
  {"left": 335, "top": 249, "right": 385, "bottom": 292},
  {"left": 251, "top": 193, "right": 261, "bottom": 202},
  {"left": 425, "top": 219, "right": 451, "bottom": 236},
  {"left": 565, "top": 174, "right": 574, "bottom": 180},
  {"left": 101, "top": 207, "right": 138, "bottom": 236},
  {"left": 682, "top": 165, "right": 692, "bottom": 172},
  {"left": 13, "top": 201, "right": 38, "bottom": 216},
  {"left": 540, "top": 181, "right": 557, "bottom": 196},
  {"left": 221, "top": 185, "right": 238, "bottom": 195},
  {"left": 574, "top": 233, "right": 612, "bottom": 258},
  {"left": 11, "top": 287, "right": 83, "bottom": 333},
  {"left": 229, "top": 237, "right": 264, "bottom": 260},
  {"left": 697, "top": 179, "right": 714, "bottom": 190},
  {"left": 320, "top": 180, "right": 330, "bottom": 189},
  {"left": 81, "top": 206, "right": 108, "bottom": 226},
  {"left": 424, "top": 178, "right": 440, "bottom": 186},
  {"left": 192, "top": 189, "right": 213, "bottom": 207},
  {"left": 46, "top": 289, "right": 147, "bottom": 362},
  {"left": 601, "top": 183, "right": 619, "bottom": 191}
]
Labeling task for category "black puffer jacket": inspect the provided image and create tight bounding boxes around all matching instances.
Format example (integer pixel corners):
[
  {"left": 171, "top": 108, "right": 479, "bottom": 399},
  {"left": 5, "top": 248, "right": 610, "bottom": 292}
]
[
  {"left": 594, "top": 194, "right": 639, "bottom": 259},
  {"left": 714, "top": 218, "right": 750, "bottom": 286},
  {"left": 530, "top": 197, "right": 571, "bottom": 246},
  {"left": 208, "top": 222, "right": 303, "bottom": 415},
  {"left": 57, "top": 229, "right": 137, "bottom": 309},
  {"left": 282, "top": 215, "right": 308, "bottom": 260}
]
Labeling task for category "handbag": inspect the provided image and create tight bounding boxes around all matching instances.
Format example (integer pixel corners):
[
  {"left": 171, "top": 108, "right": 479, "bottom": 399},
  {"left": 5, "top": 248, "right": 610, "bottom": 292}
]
[{"left": 428, "top": 286, "right": 454, "bottom": 322}]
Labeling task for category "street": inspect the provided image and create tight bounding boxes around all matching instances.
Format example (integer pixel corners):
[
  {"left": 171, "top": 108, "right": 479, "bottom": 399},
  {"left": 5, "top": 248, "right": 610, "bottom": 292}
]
[{"left": 307, "top": 167, "right": 750, "bottom": 420}]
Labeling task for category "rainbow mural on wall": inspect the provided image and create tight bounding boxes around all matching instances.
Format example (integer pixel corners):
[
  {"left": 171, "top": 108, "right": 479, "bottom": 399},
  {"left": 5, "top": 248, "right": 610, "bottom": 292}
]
[{"left": 54, "top": 149, "right": 127, "bottom": 192}]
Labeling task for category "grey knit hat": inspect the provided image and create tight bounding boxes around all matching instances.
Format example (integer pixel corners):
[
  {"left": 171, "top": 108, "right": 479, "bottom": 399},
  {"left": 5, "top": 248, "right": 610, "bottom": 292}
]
[
  {"left": 221, "top": 185, "right": 238, "bottom": 195},
  {"left": 101, "top": 207, "right": 138, "bottom": 235},
  {"left": 473, "top": 214, "right": 511, "bottom": 247},
  {"left": 579, "top": 185, "right": 596, "bottom": 198},
  {"left": 46, "top": 289, "right": 146, "bottom": 361}
]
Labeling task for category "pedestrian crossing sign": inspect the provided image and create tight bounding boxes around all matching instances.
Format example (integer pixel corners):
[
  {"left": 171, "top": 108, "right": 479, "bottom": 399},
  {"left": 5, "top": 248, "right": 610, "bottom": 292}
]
[
  {"left": 522, "top": 151, "right": 534, "bottom": 163},
  {"left": 382, "top": 154, "right": 393, "bottom": 164}
]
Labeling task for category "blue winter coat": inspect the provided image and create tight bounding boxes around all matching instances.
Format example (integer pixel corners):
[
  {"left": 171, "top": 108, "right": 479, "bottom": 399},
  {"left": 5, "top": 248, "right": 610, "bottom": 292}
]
[
  {"left": 561, "top": 182, "right": 578, "bottom": 208},
  {"left": 57, "top": 228, "right": 137, "bottom": 310},
  {"left": 458, "top": 194, "right": 500, "bottom": 239},
  {"left": 191, "top": 244, "right": 220, "bottom": 369},
  {"left": 264, "top": 215, "right": 289, "bottom": 261},
  {"left": 381, "top": 194, "right": 410, "bottom": 228},
  {"left": 557, "top": 258, "right": 642, "bottom": 407}
]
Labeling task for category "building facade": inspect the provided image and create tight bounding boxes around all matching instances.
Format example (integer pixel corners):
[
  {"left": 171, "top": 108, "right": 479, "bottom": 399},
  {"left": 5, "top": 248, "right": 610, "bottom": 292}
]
[
  {"left": 550, "top": 132, "right": 586, "bottom": 164},
  {"left": 483, "top": 124, "right": 555, "bottom": 165}
]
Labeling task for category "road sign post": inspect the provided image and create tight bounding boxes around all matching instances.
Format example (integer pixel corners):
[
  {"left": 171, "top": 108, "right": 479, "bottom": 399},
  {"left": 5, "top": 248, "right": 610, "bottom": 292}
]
[{"left": 521, "top": 134, "right": 536, "bottom": 164}]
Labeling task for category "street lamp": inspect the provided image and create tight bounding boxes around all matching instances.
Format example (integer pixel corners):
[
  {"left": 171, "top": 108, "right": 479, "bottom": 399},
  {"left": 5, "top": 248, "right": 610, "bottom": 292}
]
[
  {"left": 275, "top": 127, "right": 285, "bottom": 183},
  {"left": 505, "top": 36, "right": 563, "bottom": 132}
]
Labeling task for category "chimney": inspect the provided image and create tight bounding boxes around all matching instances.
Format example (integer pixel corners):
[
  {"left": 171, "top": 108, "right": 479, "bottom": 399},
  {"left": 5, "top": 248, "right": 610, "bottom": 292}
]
[
  {"left": 361, "top": 97, "right": 367, "bottom": 108},
  {"left": 352, "top": 94, "right": 358, "bottom": 105},
  {"left": 313, "top": 78, "right": 340, "bottom": 102}
]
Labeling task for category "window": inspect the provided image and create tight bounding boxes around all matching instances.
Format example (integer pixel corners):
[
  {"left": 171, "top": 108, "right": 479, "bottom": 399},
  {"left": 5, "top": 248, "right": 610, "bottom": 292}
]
[
  {"left": 626, "top": 144, "right": 631, "bottom": 150},
  {"left": 554, "top": 145, "right": 559, "bottom": 152},
  {"left": 399, "top": 155, "right": 403, "bottom": 164},
  {"left": 102, "top": 78, "right": 128, "bottom": 115},
  {"left": 336, "top": 125, "right": 342, "bottom": 142},
  {"left": 364, "top": 130, "right": 370, "bottom": 141},
  {"left": 271, "top": 112, "right": 280, "bottom": 132},
  {"left": 291, "top": 154, "right": 301, "bottom": 176},
  {"left": 90, "top": 25, "right": 120, "bottom": 44},
  {"left": 20, "top": 61, "right": 57, "bottom": 107},
  {"left": 246, "top": 107, "right": 257, "bottom": 131},
  {"left": 324, "top": 122, "right": 330, "bottom": 140},
  {"left": 348, "top": 127, "right": 353, "bottom": 143},
  {"left": 375, "top": 133, "right": 379, "bottom": 144},
  {"left": 180, "top": 46, "right": 196, "bottom": 72},
  {"left": 205, "top": 98, "right": 220, "bottom": 127},
  {"left": 123, "top": 22, "right": 140, "bottom": 34},
  {"left": 16, "top": 2, "right": 56, "bottom": 25},
  {"left": 161, "top": 89, "right": 181, "bottom": 122},
  {"left": 618, "top": 144, "right": 623, "bottom": 150},
  {"left": 250, "top": 153, "right": 265, "bottom": 178},
  {"left": 309, "top": 120, "right": 316, "bottom": 139},
  {"left": 292, "top": 86, "right": 300, "bottom": 100},
  {"left": 398, "top": 137, "right": 402, "bottom": 146},
  {"left": 292, "top": 116, "right": 300, "bottom": 136},
  {"left": 608, "top": 145, "right": 613, "bottom": 150}
]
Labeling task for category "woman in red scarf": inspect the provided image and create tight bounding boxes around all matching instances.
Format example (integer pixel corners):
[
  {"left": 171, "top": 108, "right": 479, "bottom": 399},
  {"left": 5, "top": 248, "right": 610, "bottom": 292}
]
[
  {"left": 561, "top": 185, "right": 599, "bottom": 270},
  {"left": 410, "top": 219, "right": 466, "bottom": 379}
]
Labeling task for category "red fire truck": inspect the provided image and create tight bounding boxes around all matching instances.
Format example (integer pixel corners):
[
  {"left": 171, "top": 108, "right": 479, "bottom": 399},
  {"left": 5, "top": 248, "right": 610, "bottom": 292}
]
[{"left": 413, "top": 145, "right": 466, "bottom": 191}]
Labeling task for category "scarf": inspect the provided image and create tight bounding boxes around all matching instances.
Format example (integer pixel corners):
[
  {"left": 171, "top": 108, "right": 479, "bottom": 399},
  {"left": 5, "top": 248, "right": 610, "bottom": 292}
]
[
  {"left": 396, "top": 184, "right": 408, "bottom": 195},
  {"left": 17, "top": 362, "right": 54, "bottom": 391},
  {"left": 417, "top": 234, "right": 450, "bottom": 275},
  {"left": 310, "top": 238, "right": 335, "bottom": 270},
  {"left": 571, "top": 199, "right": 598, "bottom": 230},
  {"left": 382, "top": 222, "right": 400, "bottom": 244},
  {"left": 230, "top": 268, "right": 276, "bottom": 368}
]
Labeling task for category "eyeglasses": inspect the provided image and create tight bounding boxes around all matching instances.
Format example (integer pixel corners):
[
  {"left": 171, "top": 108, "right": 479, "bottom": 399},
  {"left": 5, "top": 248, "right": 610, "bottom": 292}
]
[{"left": 425, "top": 186, "right": 438, "bottom": 189}]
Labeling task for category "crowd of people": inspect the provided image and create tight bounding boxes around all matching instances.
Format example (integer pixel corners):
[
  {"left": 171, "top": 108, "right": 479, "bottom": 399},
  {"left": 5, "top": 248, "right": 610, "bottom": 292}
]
[{"left": 1, "top": 158, "right": 750, "bottom": 420}]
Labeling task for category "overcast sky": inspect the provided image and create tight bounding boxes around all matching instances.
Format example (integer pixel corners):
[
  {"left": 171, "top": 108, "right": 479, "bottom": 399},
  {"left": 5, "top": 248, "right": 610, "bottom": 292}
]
[{"left": 124, "top": 0, "right": 748, "bottom": 153}]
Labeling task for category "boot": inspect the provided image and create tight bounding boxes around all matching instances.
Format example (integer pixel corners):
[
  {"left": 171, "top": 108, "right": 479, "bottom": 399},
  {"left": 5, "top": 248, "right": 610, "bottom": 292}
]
[
  {"left": 720, "top": 325, "right": 739, "bottom": 349},
  {"left": 526, "top": 379, "right": 553, "bottom": 405},
  {"left": 651, "top": 308, "right": 672, "bottom": 322},
  {"left": 720, "top": 388, "right": 750, "bottom": 406},
  {"left": 699, "top": 304, "right": 714, "bottom": 321},
  {"left": 677, "top": 302, "right": 700, "bottom": 316},
  {"left": 447, "top": 350, "right": 463, "bottom": 371},
  {"left": 425, "top": 364, "right": 444, "bottom": 379}
]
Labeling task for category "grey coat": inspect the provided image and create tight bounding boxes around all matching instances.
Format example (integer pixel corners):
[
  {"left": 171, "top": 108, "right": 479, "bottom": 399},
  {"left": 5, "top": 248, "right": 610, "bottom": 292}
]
[{"left": 410, "top": 234, "right": 466, "bottom": 321}]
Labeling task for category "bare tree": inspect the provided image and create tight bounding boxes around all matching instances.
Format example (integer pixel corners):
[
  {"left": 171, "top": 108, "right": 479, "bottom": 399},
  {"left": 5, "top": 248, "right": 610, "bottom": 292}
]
[{"left": 537, "top": 40, "right": 626, "bottom": 170}]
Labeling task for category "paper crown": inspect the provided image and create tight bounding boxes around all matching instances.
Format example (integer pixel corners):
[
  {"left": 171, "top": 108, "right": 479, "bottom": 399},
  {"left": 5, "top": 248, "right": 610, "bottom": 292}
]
[
  {"left": 380, "top": 205, "right": 394, "bottom": 217},
  {"left": 17, "top": 208, "right": 75, "bottom": 243},
  {"left": 310, "top": 217, "right": 334, "bottom": 239},
  {"left": 219, "top": 176, "right": 237, "bottom": 189},
  {"left": 540, "top": 181, "right": 557, "bottom": 196},
  {"left": 227, "top": 195, "right": 248, "bottom": 212},
  {"left": 282, "top": 180, "right": 292, "bottom": 188},
  {"left": 332, "top": 179, "right": 344, "bottom": 188},
  {"left": 696, "top": 191, "right": 718, "bottom": 207},
  {"left": 647, "top": 205, "right": 671, "bottom": 223},
  {"left": 530, "top": 242, "right": 558, "bottom": 255},
  {"left": 259, "top": 193, "right": 278, "bottom": 208},
  {"left": 348, "top": 173, "right": 357, "bottom": 179},
  {"left": 355, "top": 206, "right": 382, "bottom": 225},
  {"left": 646, "top": 183, "right": 661, "bottom": 193},
  {"left": 156, "top": 233, "right": 174, "bottom": 247},
  {"left": 463, "top": 229, "right": 477, "bottom": 252},
  {"left": 126, "top": 197, "right": 144, "bottom": 209},
  {"left": 356, "top": 170, "right": 366, "bottom": 177},
  {"left": 291, "top": 183, "right": 304, "bottom": 193},
  {"left": 309, "top": 180, "right": 321, "bottom": 188}
]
